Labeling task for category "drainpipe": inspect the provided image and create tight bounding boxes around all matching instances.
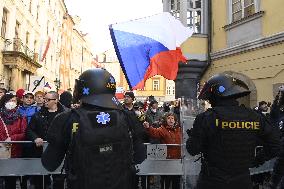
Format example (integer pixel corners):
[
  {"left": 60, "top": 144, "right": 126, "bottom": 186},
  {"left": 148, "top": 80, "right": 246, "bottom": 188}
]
[{"left": 200, "top": 0, "right": 212, "bottom": 78}]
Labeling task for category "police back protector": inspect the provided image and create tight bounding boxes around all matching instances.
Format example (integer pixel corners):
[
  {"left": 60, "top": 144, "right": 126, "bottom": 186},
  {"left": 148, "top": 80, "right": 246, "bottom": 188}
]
[
  {"left": 203, "top": 106, "right": 262, "bottom": 183},
  {"left": 68, "top": 108, "right": 134, "bottom": 189}
]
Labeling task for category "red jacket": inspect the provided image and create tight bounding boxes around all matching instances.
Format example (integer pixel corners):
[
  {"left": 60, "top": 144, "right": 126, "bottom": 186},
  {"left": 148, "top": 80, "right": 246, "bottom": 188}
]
[
  {"left": 146, "top": 125, "right": 181, "bottom": 159},
  {"left": 0, "top": 117, "right": 27, "bottom": 157}
]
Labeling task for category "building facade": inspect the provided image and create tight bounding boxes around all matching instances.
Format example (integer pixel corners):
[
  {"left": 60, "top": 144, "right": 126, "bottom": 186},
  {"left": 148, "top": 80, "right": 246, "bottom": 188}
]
[
  {"left": 206, "top": 0, "right": 284, "bottom": 107},
  {"left": 0, "top": 0, "right": 93, "bottom": 92},
  {"left": 164, "top": 0, "right": 284, "bottom": 107}
]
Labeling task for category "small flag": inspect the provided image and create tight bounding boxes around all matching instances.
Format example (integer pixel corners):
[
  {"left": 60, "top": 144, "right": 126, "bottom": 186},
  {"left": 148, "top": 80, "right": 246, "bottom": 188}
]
[
  {"left": 41, "top": 37, "right": 51, "bottom": 62},
  {"left": 109, "top": 12, "right": 193, "bottom": 89},
  {"left": 44, "top": 82, "right": 52, "bottom": 89},
  {"left": 38, "top": 39, "right": 44, "bottom": 62}
]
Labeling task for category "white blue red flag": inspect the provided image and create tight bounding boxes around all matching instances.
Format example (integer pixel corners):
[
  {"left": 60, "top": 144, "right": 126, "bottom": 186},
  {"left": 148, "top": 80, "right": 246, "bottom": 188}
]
[{"left": 109, "top": 12, "right": 193, "bottom": 89}]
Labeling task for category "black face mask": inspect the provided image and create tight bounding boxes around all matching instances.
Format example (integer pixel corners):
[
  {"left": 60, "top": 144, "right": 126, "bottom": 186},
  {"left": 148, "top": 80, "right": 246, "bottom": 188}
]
[{"left": 209, "top": 97, "right": 238, "bottom": 107}]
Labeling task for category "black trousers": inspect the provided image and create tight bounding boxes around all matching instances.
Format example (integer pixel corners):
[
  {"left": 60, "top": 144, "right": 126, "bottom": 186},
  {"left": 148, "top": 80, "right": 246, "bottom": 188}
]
[
  {"left": 28, "top": 175, "right": 64, "bottom": 189},
  {"left": 135, "top": 175, "right": 151, "bottom": 189},
  {"left": 2, "top": 176, "right": 17, "bottom": 189},
  {"left": 160, "top": 175, "right": 180, "bottom": 189},
  {"left": 196, "top": 174, "right": 253, "bottom": 189}
]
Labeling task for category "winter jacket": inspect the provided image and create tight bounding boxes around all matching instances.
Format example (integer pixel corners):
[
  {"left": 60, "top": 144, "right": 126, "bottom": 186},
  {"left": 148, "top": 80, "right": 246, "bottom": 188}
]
[
  {"left": 0, "top": 116, "right": 27, "bottom": 157},
  {"left": 18, "top": 105, "right": 40, "bottom": 124},
  {"left": 146, "top": 125, "right": 181, "bottom": 159},
  {"left": 145, "top": 109, "right": 163, "bottom": 127},
  {"left": 26, "top": 104, "right": 66, "bottom": 157}
]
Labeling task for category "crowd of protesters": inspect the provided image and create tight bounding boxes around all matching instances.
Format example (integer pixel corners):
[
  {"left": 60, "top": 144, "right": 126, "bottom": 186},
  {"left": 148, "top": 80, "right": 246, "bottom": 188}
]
[
  {"left": 2, "top": 84, "right": 284, "bottom": 189},
  {"left": 0, "top": 87, "right": 73, "bottom": 189},
  {"left": 0, "top": 87, "right": 182, "bottom": 189},
  {"left": 122, "top": 91, "right": 182, "bottom": 189}
]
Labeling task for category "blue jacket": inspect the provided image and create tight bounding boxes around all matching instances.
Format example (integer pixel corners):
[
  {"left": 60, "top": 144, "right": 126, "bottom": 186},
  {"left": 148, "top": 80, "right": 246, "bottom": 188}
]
[{"left": 18, "top": 105, "right": 40, "bottom": 124}]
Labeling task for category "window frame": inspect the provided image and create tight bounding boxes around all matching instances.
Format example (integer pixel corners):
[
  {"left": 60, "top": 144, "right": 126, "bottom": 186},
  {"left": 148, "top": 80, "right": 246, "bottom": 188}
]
[
  {"left": 29, "top": 0, "right": 32, "bottom": 13},
  {"left": 15, "top": 21, "right": 20, "bottom": 39},
  {"left": 152, "top": 79, "right": 160, "bottom": 91},
  {"left": 36, "top": 5, "right": 40, "bottom": 21},
  {"left": 228, "top": 0, "right": 260, "bottom": 23},
  {"left": 1, "top": 8, "right": 8, "bottom": 38},
  {"left": 26, "top": 32, "right": 30, "bottom": 45},
  {"left": 166, "top": 86, "right": 171, "bottom": 95},
  {"left": 186, "top": 0, "right": 203, "bottom": 33}
]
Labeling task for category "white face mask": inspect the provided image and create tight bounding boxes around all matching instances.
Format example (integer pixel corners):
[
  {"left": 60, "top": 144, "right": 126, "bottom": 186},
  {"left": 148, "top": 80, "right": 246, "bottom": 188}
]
[
  {"left": 151, "top": 108, "right": 157, "bottom": 113},
  {"left": 135, "top": 110, "right": 142, "bottom": 117},
  {"left": 5, "top": 102, "right": 17, "bottom": 110}
]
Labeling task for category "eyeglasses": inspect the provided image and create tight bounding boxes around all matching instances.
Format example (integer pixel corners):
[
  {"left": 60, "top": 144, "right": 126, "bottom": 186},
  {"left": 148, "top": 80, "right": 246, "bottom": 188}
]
[{"left": 44, "top": 98, "right": 57, "bottom": 102}]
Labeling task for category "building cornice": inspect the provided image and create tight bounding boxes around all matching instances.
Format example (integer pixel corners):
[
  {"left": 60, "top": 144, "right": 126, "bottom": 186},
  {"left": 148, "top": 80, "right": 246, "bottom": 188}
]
[{"left": 211, "top": 31, "right": 284, "bottom": 60}]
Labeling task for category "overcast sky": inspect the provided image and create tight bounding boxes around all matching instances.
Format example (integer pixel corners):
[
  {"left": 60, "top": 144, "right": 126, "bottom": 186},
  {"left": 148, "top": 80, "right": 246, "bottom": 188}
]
[{"left": 65, "top": 0, "right": 163, "bottom": 54}]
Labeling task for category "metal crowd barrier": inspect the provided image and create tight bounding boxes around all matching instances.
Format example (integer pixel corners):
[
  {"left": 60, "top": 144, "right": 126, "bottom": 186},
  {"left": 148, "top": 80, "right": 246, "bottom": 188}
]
[{"left": 0, "top": 141, "right": 276, "bottom": 189}]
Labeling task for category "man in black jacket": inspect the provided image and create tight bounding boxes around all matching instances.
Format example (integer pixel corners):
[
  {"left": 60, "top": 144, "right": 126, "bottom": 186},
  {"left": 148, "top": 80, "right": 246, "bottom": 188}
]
[
  {"left": 186, "top": 73, "right": 280, "bottom": 189},
  {"left": 41, "top": 68, "right": 146, "bottom": 189},
  {"left": 27, "top": 91, "right": 66, "bottom": 157},
  {"left": 26, "top": 91, "right": 66, "bottom": 189}
]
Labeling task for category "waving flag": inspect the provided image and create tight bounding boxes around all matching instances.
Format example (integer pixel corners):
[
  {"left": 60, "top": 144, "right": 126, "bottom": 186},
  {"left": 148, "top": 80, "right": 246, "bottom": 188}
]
[
  {"left": 109, "top": 12, "right": 193, "bottom": 89},
  {"left": 41, "top": 37, "right": 51, "bottom": 62}
]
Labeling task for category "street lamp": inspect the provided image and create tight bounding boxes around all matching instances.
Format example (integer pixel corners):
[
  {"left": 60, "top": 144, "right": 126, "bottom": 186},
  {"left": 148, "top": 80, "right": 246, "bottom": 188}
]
[{"left": 54, "top": 78, "right": 61, "bottom": 92}]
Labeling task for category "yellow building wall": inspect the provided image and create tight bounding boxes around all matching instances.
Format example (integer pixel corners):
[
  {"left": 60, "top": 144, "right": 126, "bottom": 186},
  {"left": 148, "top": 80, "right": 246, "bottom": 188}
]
[
  {"left": 211, "top": 0, "right": 227, "bottom": 52},
  {"left": 181, "top": 36, "right": 208, "bottom": 55},
  {"left": 200, "top": 0, "right": 284, "bottom": 103},
  {"left": 136, "top": 76, "right": 166, "bottom": 98},
  {"left": 262, "top": 0, "right": 284, "bottom": 36},
  {"left": 211, "top": 0, "right": 284, "bottom": 53},
  {"left": 203, "top": 42, "right": 284, "bottom": 102}
]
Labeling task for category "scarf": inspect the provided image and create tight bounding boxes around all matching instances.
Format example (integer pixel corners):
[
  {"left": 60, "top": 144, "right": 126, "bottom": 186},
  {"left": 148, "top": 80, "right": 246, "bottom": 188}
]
[{"left": 0, "top": 108, "right": 21, "bottom": 125}]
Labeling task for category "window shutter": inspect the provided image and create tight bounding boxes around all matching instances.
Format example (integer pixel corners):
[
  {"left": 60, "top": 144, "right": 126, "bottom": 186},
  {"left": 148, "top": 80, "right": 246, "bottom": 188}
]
[
  {"left": 228, "top": 0, "right": 233, "bottom": 23},
  {"left": 254, "top": 0, "right": 260, "bottom": 12}
]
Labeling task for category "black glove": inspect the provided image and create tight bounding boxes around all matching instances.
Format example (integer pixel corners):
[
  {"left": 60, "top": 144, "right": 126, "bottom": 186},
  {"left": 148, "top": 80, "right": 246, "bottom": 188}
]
[
  {"left": 252, "top": 147, "right": 265, "bottom": 167},
  {"left": 186, "top": 129, "right": 192, "bottom": 136},
  {"left": 269, "top": 173, "right": 283, "bottom": 189},
  {"left": 268, "top": 180, "right": 278, "bottom": 189}
]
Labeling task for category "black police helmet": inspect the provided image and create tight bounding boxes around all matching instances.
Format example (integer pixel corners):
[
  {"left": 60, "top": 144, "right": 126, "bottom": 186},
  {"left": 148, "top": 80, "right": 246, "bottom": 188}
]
[
  {"left": 73, "top": 68, "right": 121, "bottom": 109},
  {"left": 198, "top": 73, "right": 250, "bottom": 100}
]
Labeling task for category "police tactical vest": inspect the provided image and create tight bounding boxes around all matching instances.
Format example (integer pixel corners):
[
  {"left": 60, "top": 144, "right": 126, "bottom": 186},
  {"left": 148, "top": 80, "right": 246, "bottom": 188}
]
[
  {"left": 68, "top": 108, "right": 134, "bottom": 189},
  {"left": 208, "top": 106, "right": 262, "bottom": 175}
]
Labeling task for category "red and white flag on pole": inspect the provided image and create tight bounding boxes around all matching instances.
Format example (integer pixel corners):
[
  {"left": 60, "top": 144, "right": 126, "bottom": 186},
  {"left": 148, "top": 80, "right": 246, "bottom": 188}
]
[{"left": 41, "top": 37, "right": 51, "bottom": 62}]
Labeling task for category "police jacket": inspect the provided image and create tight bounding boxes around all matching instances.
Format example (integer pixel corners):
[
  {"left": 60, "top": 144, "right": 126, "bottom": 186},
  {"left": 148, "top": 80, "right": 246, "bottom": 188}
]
[
  {"left": 186, "top": 99, "right": 280, "bottom": 189},
  {"left": 270, "top": 137, "right": 284, "bottom": 189},
  {"left": 41, "top": 104, "right": 146, "bottom": 189}
]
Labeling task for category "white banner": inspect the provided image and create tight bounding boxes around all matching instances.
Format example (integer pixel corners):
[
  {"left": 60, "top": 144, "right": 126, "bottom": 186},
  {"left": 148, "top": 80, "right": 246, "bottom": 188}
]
[{"left": 29, "top": 76, "right": 45, "bottom": 92}]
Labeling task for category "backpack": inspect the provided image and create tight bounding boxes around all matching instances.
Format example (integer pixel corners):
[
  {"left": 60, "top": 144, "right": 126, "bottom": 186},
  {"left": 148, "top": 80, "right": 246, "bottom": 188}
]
[{"left": 65, "top": 108, "right": 135, "bottom": 189}]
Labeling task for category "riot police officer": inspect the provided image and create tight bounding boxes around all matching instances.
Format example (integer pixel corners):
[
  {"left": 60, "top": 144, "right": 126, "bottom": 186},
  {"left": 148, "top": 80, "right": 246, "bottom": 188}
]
[
  {"left": 41, "top": 68, "right": 145, "bottom": 189},
  {"left": 270, "top": 138, "right": 284, "bottom": 188},
  {"left": 186, "top": 73, "right": 280, "bottom": 189}
]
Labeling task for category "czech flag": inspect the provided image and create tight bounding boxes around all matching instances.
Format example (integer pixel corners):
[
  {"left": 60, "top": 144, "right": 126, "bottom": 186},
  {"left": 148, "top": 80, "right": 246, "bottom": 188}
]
[
  {"left": 109, "top": 12, "right": 193, "bottom": 89},
  {"left": 44, "top": 82, "right": 52, "bottom": 89}
]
